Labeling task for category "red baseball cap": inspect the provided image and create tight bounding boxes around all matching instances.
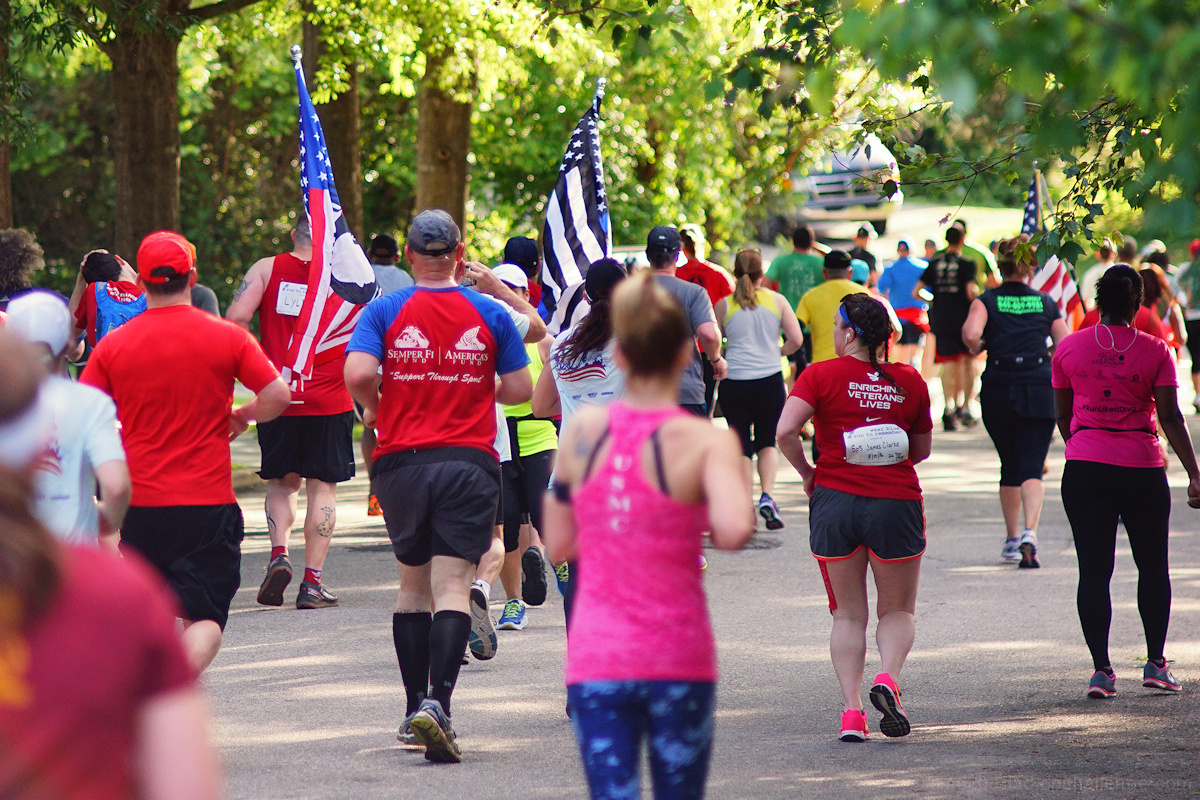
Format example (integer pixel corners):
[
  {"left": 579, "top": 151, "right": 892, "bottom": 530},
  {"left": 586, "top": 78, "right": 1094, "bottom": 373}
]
[
  {"left": 137, "top": 231, "right": 196, "bottom": 284},
  {"left": 1190, "top": 239, "right": 1200, "bottom": 257}
]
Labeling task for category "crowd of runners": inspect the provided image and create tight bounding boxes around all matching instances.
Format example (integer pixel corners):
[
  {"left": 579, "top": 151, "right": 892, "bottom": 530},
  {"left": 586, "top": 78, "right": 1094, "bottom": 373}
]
[{"left": 0, "top": 215, "right": 1198, "bottom": 798}]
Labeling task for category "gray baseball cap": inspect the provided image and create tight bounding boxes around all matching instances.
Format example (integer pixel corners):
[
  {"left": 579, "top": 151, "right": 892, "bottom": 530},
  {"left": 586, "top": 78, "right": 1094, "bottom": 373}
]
[{"left": 407, "top": 210, "right": 461, "bottom": 256}]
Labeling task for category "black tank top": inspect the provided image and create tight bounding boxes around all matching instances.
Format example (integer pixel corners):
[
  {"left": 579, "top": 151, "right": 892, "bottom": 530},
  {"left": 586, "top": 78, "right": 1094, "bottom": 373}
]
[{"left": 980, "top": 283, "right": 1059, "bottom": 384}]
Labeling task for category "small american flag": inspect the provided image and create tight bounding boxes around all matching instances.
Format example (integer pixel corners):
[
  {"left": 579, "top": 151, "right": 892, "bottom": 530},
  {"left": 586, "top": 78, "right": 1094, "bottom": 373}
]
[
  {"left": 285, "top": 46, "right": 377, "bottom": 382},
  {"left": 1024, "top": 172, "right": 1082, "bottom": 315},
  {"left": 541, "top": 80, "right": 612, "bottom": 314}
]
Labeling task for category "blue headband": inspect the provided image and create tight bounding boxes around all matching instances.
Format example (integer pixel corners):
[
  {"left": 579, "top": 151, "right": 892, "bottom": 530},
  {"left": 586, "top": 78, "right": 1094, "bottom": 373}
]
[{"left": 838, "top": 305, "right": 865, "bottom": 338}]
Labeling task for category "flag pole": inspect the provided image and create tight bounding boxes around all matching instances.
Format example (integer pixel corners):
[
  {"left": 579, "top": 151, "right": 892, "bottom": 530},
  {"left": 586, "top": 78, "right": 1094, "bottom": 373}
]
[
  {"left": 290, "top": 44, "right": 302, "bottom": 65},
  {"left": 593, "top": 77, "right": 606, "bottom": 110}
]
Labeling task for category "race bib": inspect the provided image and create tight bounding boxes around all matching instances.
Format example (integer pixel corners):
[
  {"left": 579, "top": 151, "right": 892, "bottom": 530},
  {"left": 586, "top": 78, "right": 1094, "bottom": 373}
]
[
  {"left": 843, "top": 423, "right": 909, "bottom": 466},
  {"left": 276, "top": 281, "right": 306, "bottom": 317}
]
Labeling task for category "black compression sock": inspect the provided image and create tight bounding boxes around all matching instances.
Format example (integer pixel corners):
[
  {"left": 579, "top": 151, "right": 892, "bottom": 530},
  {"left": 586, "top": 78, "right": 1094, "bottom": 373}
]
[
  {"left": 393, "top": 612, "right": 432, "bottom": 715},
  {"left": 428, "top": 610, "right": 471, "bottom": 717}
]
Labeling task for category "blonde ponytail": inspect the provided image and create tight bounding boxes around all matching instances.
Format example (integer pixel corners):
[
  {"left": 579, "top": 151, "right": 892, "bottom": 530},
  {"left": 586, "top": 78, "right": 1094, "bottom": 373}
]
[{"left": 733, "top": 248, "right": 763, "bottom": 310}]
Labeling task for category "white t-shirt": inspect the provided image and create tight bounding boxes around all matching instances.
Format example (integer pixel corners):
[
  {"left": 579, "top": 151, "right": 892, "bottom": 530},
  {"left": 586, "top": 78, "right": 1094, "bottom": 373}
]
[
  {"left": 550, "top": 325, "right": 625, "bottom": 425},
  {"left": 32, "top": 376, "right": 126, "bottom": 544},
  {"left": 491, "top": 297, "right": 527, "bottom": 463}
]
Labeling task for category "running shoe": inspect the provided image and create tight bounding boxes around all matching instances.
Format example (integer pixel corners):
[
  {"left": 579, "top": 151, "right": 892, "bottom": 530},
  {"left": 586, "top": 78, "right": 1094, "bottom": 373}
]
[
  {"left": 1018, "top": 529, "right": 1040, "bottom": 569},
  {"left": 409, "top": 698, "right": 462, "bottom": 763},
  {"left": 521, "top": 546, "right": 548, "bottom": 607},
  {"left": 1001, "top": 538, "right": 1021, "bottom": 563},
  {"left": 956, "top": 406, "right": 979, "bottom": 428},
  {"left": 397, "top": 711, "right": 420, "bottom": 747},
  {"left": 468, "top": 584, "right": 497, "bottom": 660},
  {"left": 758, "top": 492, "right": 785, "bottom": 530},
  {"left": 553, "top": 561, "right": 570, "bottom": 597},
  {"left": 869, "top": 672, "right": 911, "bottom": 737},
  {"left": 1087, "top": 670, "right": 1117, "bottom": 698},
  {"left": 497, "top": 598, "right": 528, "bottom": 630},
  {"left": 256, "top": 553, "right": 292, "bottom": 606},
  {"left": 941, "top": 411, "right": 958, "bottom": 432},
  {"left": 838, "top": 709, "right": 868, "bottom": 742},
  {"left": 1143, "top": 660, "right": 1183, "bottom": 692},
  {"left": 295, "top": 581, "right": 339, "bottom": 609},
  {"left": 367, "top": 493, "right": 383, "bottom": 517}
]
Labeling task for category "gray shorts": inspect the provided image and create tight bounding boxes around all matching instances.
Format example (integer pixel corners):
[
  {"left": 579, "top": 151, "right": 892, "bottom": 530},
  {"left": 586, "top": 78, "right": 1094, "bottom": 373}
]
[
  {"left": 808, "top": 485, "right": 926, "bottom": 562},
  {"left": 373, "top": 447, "right": 501, "bottom": 566}
]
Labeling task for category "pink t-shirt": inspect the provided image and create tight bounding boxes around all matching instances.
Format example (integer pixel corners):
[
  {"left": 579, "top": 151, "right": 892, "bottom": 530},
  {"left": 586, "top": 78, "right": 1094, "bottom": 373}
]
[
  {"left": 1051, "top": 325, "right": 1176, "bottom": 468},
  {"left": 565, "top": 402, "right": 714, "bottom": 685}
]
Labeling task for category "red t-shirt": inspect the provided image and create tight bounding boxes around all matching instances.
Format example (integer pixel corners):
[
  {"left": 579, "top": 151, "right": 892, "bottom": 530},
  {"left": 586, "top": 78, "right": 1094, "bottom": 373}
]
[
  {"left": 74, "top": 280, "right": 144, "bottom": 347},
  {"left": 528, "top": 281, "right": 543, "bottom": 310},
  {"left": 1078, "top": 305, "right": 1170, "bottom": 343},
  {"left": 675, "top": 259, "right": 733, "bottom": 308},
  {"left": 81, "top": 304, "right": 280, "bottom": 506},
  {"left": 346, "top": 286, "right": 530, "bottom": 459},
  {"left": 0, "top": 546, "right": 194, "bottom": 800},
  {"left": 257, "top": 253, "right": 353, "bottom": 416},
  {"left": 791, "top": 356, "right": 933, "bottom": 500}
]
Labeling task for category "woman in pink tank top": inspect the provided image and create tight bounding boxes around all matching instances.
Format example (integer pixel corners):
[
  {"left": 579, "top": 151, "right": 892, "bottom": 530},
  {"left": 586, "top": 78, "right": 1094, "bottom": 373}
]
[{"left": 543, "top": 271, "right": 754, "bottom": 800}]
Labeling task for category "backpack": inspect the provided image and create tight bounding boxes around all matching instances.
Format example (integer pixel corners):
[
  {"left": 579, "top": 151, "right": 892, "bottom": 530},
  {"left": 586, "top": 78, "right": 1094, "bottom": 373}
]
[{"left": 93, "top": 282, "right": 147, "bottom": 341}]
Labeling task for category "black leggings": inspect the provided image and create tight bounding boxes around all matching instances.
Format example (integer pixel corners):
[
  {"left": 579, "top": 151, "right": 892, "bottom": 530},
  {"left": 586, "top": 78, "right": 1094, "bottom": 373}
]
[
  {"left": 719, "top": 372, "right": 786, "bottom": 458},
  {"left": 502, "top": 449, "right": 555, "bottom": 552},
  {"left": 980, "top": 383, "right": 1055, "bottom": 487},
  {"left": 1060, "top": 460, "right": 1172, "bottom": 669}
]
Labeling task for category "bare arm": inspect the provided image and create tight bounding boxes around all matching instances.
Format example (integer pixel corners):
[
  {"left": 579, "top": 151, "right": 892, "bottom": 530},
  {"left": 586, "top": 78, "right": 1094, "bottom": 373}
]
[
  {"left": 1153, "top": 384, "right": 1200, "bottom": 507},
  {"left": 1054, "top": 387, "right": 1074, "bottom": 443},
  {"left": 224, "top": 258, "right": 272, "bottom": 329},
  {"left": 541, "top": 409, "right": 607, "bottom": 564},
  {"left": 531, "top": 358, "right": 562, "bottom": 418},
  {"left": 714, "top": 299, "right": 727, "bottom": 339},
  {"left": 696, "top": 320, "right": 728, "bottom": 380},
  {"left": 136, "top": 689, "right": 222, "bottom": 800},
  {"left": 345, "top": 352, "right": 382, "bottom": 424},
  {"left": 962, "top": 298, "right": 988, "bottom": 354},
  {"left": 466, "top": 263, "right": 548, "bottom": 343},
  {"left": 1049, "top": 317, "right": 1070, "bottom": 349},
  {"left": 911, "top": 280, "right": 927, "bottom": 302},
  {"left": 704, "top": 427, "right": 756, "bottom": 550},
  {"left": 496, "top": 366, "right": 534, "bottom": 406},
  {"left": 94, "top": 459, "right": 131, "bottom": 550},
  {"left": 230, "top": 377, "right": 291, "bottom": 440},
  {"left": 777, "top": 395, "right": 817, "bottom": 494},
  {"left": 908, "top": 432, "right": 932, "bottom": 465},
  {"left": 777, "top": 294, "right": 804, "bottom": 356}
]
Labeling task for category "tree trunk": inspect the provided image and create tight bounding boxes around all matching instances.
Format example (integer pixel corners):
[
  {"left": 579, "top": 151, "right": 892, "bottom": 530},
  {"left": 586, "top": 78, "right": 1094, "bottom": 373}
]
[
  {"left": 104, "top": 20, "right": 182, "bottom": 258},
  {"left": 302, "top": 16, "right": 363, "bottom": 242},
  {"left": 415, "top": 50, "right": 472, "bottom": 231}
]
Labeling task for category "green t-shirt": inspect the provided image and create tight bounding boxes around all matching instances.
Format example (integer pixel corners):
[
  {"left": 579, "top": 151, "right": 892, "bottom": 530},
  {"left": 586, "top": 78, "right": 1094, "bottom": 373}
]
[
  {"left": 767, "top": 252, "right": 825, "bottom": 309},
  {"left": 960, "top": 240, "right": 999, "bottom": 292}
]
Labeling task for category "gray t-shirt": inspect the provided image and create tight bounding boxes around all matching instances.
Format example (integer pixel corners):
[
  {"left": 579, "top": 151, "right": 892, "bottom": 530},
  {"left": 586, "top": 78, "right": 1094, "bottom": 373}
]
[
  {"left": 191, "top": 284, "right": 220, "bottom": 316},
  {"left": 654, "top": 273, "right": 717, "bottom": 406},
  {"left": 373, "top": 264, "right": 414, "bottom": 296}
]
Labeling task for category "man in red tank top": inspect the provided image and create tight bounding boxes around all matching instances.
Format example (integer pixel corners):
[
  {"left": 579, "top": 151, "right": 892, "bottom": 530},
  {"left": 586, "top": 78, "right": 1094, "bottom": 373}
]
[{"left": 227, "top": 219, "right": 357, "bottom": 610}]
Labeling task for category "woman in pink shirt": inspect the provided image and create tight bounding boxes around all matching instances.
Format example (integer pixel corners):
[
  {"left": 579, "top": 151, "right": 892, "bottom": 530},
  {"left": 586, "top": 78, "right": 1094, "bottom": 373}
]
[
  {"left": 543, "top": 271, "right": 754, "bottom": 800},
  {"left": 1052, "top": 265, "right": 1200, "bottom": 699}
]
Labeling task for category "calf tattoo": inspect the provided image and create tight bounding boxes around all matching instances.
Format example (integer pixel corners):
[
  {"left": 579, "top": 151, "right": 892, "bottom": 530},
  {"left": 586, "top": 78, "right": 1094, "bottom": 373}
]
[{"left": 316, "top": 506, "right": 335, "bottom": 538}]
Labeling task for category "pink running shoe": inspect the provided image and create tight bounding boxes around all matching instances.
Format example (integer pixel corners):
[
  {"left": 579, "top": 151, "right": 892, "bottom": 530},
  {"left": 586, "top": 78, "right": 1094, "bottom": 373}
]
[
  {"left": 839, "top": 709, "right": 868, "bottom": 742},
  {"left": 870, "top": 672, "right": 911, "bottom": 737}
]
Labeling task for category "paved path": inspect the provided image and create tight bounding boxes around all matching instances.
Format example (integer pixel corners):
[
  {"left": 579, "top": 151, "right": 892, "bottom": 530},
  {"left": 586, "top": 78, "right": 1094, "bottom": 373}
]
[{"left": 213, "top": 403, "right": 1200, "bottom": 799}]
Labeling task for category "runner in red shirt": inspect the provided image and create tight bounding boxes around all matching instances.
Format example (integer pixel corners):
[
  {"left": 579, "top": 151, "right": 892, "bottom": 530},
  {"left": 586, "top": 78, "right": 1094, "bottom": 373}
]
[
  {"left": 81, "top": 231, "right": 291, "bottom": 672},
  {"left": 67, "top": 250, "right": 145, "bottom": 347},
  {"left": 0, "top": 331, "right": 220, "bottom": 800},
  {"left": 227, "top": 218, "right": 360, "bottom": 610},
  {"left": 676, "top": 225, "right": 733, "bottom": 413},
  {"left": 346, "top": 210, "right": 532, "bottom": 763},
  {"left": 777, "top": 293, "right": 932, "bottom": 744}
]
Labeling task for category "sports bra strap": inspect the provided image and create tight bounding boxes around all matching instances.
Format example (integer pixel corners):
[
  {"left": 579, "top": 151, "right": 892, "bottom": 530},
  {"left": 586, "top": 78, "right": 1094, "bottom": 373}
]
[
  {"left": 649, "top": 428, "right": 669, "bottom": 495},
  {"left": 581, "top": 426, "right": 611, "bottom": 483}
]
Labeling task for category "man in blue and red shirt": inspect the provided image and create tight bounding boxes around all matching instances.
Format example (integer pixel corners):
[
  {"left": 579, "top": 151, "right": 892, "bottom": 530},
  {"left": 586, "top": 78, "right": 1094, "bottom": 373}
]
[{"left": 345, "top": 209, "right": 532, "bottom": 763}]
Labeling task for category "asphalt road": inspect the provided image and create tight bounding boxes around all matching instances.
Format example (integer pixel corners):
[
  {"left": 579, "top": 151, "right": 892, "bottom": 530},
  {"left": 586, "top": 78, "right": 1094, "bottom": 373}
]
[{"left": 215, "top": 404, "right": 1200, "bottom": 799}]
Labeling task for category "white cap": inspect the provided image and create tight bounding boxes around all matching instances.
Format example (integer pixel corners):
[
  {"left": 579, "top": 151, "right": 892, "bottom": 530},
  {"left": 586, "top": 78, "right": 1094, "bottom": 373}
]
[
  {"left": 491, "top": 263, "right": 529, "bottom": 290},
  {"left": 6, "top": 290, "right": 73, "bottom": 356}
]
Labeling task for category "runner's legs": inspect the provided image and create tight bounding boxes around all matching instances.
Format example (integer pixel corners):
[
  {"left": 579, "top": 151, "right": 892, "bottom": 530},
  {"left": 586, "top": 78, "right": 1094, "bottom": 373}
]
[
  {"left": 302, "top": 478, "right": 337, "bottom": 573},
  {"left": 265, "top": 474, "right": 302, "bottom": 550},
  {"left": 823, "top": 550, "right": 870, "bottom": 711},
  {"left": 870, "top": 556, "right": 921, "bottom": 679}
]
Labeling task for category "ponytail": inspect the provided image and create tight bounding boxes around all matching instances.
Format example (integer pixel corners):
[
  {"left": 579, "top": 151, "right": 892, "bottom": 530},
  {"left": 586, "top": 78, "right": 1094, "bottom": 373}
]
[{"left": 732, "top": 248, "right": 763, "bottom": 310}]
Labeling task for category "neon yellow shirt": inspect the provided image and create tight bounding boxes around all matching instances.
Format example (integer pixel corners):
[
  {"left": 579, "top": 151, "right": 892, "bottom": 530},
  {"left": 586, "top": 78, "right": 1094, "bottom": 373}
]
[
  {"left": 796, "top": 280, "right": 869, "bottom": 363},
  {"left": 504, "top": 342, "right": 558, "bottom": 456}
]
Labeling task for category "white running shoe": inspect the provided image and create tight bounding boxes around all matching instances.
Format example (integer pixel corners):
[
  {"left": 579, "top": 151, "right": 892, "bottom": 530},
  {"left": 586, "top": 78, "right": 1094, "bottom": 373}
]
[{"left": 1001, "top": 538, "right": 1021, "bottom": 563}]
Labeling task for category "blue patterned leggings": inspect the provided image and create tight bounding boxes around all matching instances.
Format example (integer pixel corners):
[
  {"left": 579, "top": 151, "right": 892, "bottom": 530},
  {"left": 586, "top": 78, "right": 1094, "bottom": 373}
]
[{"left": 567, "top": 680, "right": 715, "bottom": 800}]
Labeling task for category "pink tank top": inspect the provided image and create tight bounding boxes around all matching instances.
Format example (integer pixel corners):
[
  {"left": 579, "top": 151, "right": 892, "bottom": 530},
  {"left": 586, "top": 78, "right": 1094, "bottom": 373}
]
[{"left": 564, "top": 402, "right": 716, "bottom": 685}]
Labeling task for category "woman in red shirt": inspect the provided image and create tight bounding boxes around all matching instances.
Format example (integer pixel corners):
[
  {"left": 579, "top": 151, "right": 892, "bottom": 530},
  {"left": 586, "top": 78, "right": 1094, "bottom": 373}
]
[
  {"left": 778, "top": 293, "right": 933, "bottom": 743},
  {"left": 0, "top": 333, "right": 220, "bottom": 800}
]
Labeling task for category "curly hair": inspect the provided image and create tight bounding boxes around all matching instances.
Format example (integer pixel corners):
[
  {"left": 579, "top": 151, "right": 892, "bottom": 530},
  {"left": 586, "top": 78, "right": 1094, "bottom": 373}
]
[
  {"left": 840, "top": 292, "right": 904, "bottom": 395},
  {"left": 0, "top": 229, "right": 44, "bottom": 295}
]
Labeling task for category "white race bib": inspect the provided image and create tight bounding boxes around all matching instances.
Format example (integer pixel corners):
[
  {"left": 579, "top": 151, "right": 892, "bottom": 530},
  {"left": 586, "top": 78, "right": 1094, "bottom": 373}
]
[
  {"left": 276, "top": 281, "right": 306, "bottom": 317},
  {"left": 843, "top": 423, "right": 909, "bottom": 466}
]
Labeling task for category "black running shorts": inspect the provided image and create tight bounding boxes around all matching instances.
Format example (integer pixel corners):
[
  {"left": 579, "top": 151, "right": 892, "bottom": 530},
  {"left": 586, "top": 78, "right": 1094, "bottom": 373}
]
[
  {"left": 257, "top": 411, "right": 356, "bottom": 483},
  {"left": 898, "top": 320, "right": 925, "bottom": 346},
  {"left": 808, "top": 486, "right": 926, "bottom": 562},
  {"left": 120, "top": 503, "right": 244, "bottom": 629},
  {"left": 373, "top": 447, "right": 501, "bottom": 566}
]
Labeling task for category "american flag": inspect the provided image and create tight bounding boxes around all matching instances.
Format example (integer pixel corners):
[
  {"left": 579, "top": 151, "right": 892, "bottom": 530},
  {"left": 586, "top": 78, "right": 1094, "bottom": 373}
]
[
  {"left": 1023, "top": 172, "right": 1082, "bottom": 315},
  {"left": 285, "top": 46, "right": 377, "bottom": 382},
  {"left": 541, "top": 80, "right": 612, "bottom": 314}
]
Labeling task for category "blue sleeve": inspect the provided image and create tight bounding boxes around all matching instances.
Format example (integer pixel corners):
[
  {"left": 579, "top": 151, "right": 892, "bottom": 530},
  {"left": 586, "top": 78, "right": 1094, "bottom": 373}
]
[
  {"left": 347, "top": 290, "right": 411, "bottom": 360},
  {"left": 877, "top": 268, "right": 893, "bottom": 294}
]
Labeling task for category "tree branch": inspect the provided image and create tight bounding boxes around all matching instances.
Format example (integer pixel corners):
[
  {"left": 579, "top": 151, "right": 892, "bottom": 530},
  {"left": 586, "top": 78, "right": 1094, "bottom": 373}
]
[{"left": 187, "top": 0, "right": 266, "bottom": 23}]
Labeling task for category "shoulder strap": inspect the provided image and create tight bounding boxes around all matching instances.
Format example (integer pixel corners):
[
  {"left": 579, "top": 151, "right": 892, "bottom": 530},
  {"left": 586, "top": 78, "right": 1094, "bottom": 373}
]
[
  {"left": 649, "top": 428, "right": 669, "bottom": 495},
  {"left": 581, "top": 426, "right": 611, "bottom": 483}
]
